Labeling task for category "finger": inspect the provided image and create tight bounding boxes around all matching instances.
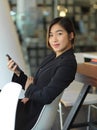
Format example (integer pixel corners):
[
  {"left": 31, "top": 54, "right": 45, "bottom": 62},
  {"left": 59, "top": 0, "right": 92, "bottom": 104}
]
[
  {"left": 21, "top": 99, "right": 28, "bottom": 104},
  {"left": 29, "top": 76, "right": 34, "bottom": 81},
  {"left": 8, "top": 62, "right": 15, "bottom": 70},
  {"left": 7, "top": 59, "right": 13, "bottom": 66},
  {"left": 21, "top": 99, "right": 25, "bottom": 103},
  {"left": 11, "top": 64, "right": 18, "bottom": 71}
]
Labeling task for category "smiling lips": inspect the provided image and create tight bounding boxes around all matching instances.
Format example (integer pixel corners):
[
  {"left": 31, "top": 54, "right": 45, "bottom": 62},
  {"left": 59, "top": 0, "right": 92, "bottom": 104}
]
[{"left": 52, "top": 43, "right": 60, "bottom": 48}]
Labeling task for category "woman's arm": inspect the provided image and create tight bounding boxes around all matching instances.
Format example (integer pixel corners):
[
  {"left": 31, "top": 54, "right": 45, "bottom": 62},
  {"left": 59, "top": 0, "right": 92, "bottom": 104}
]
[
  {"left": 7, "top": 58, "right": 27, "bottom": 89},
  {"left": 21, "top": 76, "right": 34, "bottom": 104}
]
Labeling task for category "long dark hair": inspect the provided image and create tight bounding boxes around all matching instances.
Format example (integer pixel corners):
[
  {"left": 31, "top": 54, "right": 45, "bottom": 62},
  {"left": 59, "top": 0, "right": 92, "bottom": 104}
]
[{"left": 47, "top": 17, "right": 76, "bottom": 48}]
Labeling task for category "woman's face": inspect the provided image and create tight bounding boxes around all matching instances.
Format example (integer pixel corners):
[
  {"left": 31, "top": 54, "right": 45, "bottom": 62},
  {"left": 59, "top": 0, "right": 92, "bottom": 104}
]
[{"left": 49, "top": 23, "right": 73, "bottom": 57}]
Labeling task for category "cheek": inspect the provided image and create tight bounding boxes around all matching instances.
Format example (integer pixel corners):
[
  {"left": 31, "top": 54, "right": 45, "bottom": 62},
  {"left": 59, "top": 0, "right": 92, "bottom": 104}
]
[
  {"left": 60, "top": 37, "right": 67, "bottom": 43},
  {"left": 48, "top": 37, "right": 51, "bottom": 43},
  {"left": 48, "top": 38, "right": 52, "bottom": 46},
  {"left": 48, "top": 39, "right": 53, "bottom": 49},
  {"left": 60, "top": 38, "right": 69, "bottom": 47},
  {"left": 62, "top": 36, "right": 69, "bottom": 43}
]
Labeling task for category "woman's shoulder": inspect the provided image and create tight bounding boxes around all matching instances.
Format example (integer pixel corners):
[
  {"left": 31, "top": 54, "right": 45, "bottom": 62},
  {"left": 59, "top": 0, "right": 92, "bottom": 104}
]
[{"left": 57, "top": 51, "right": 77, "bottom": 68}]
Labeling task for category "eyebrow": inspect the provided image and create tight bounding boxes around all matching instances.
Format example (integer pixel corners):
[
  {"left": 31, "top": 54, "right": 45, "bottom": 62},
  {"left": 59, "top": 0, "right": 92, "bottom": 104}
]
[{"left": 50, "top": 29, "right": 63, "bottom": 33}]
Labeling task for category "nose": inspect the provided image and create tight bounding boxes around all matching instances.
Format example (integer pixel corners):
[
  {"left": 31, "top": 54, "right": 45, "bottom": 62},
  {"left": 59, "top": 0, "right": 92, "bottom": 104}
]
[{"left": 53, "top": 35, "right": 58, "bottom": 42}]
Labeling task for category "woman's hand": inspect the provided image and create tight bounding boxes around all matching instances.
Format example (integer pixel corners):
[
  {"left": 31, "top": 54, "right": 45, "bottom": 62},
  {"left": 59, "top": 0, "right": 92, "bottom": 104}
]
[
  {"left": 25, "top": 76, "right": 34, "bottom": 90},
  {"left": 7, "top": 59, "right": 20, "bottom": 76},
  {"left": 21, "top": 97, "right": 29, "bottom": 104},
  {"left": 21, "top": 77, "right": 34, "bottom": 104}
]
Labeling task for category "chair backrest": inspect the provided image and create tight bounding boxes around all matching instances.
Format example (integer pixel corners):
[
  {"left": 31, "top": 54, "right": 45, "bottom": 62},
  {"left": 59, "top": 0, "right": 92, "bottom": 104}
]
[
  {"left": 32, "top": 92, "right": 63, "bottom": 130},
  {"left": 0, "top": 82, "right": 22, "bottom": 130},
  {"left": 74, "top": 53, "right": 84, "bottom": 63}
]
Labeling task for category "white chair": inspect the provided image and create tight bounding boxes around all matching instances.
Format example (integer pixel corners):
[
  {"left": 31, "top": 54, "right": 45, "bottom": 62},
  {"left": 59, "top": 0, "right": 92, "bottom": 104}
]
[
  {"left": 0, "top": 82, "right": 22, "bottom": 130},
  {"left": 74, "top": 52, "right": 84, "bottom": 63},
  {"left": 31, "top": 92, "right": 63, "bottom": 130}
]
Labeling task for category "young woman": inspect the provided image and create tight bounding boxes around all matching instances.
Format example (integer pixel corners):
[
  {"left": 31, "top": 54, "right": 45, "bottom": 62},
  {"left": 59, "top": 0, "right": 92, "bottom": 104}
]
[{"left": 7, "top": 16, "right": 77, "bottom": 130}]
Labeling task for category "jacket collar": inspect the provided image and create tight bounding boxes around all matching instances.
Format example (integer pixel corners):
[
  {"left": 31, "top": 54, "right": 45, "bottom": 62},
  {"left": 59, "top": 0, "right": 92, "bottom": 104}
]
[{"left": 55, "top": 47, "right": 74, "bottom": 59}]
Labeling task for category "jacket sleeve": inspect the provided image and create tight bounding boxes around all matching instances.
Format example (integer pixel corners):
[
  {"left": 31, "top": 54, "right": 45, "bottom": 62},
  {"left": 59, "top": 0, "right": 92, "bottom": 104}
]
[
  {"left": 25, "top": 64, "right": 76, "bottom": 105},
  {"left": 12, "top": 70, "right": 27, "bottom": 90}
]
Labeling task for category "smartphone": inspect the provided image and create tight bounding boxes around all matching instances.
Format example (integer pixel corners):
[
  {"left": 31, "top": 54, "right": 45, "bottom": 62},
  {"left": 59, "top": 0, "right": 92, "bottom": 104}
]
[
  {"left": 6, "top": 54, "right": 12, "bottom": 60},
  {"left": 6, "top": 54, "right": 21, "bottom": 72}
]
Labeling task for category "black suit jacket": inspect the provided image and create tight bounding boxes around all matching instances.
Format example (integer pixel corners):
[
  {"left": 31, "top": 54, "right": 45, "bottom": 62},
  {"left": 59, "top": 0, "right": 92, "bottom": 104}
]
[{"left": 12, "top": 48, "right": 77, "bottom": 130}]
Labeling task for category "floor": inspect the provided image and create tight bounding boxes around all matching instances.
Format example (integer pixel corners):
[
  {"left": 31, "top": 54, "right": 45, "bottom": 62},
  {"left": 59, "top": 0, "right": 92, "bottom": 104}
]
[{"left": 52, "top": 104, "right": 97, "bottom": 130}]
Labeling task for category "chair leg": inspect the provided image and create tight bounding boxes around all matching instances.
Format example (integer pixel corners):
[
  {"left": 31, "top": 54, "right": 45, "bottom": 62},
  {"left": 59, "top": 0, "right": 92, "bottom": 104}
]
[
  {"left": 59, "top": 102, "right": 63, "bottom": 130},
  {"left": 87, "top": 105, "right": 91, "bottom": 130},
  {"left": 87, "top": 105, "right": 97, "bottom": 130}
]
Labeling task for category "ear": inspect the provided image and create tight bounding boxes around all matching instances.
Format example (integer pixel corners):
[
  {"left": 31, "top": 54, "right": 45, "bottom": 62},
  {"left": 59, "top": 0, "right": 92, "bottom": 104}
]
[{"left": 69, "top": 32, "right": 74, "bottom": 40}]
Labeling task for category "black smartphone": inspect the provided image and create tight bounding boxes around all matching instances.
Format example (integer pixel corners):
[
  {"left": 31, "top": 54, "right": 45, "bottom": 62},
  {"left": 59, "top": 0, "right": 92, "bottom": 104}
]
[
  {"left": 6, "top": 54, "right": 12, "bottom": 60},
  {"left": 6, "top": 54, "right": 21, "bottom": 72}
]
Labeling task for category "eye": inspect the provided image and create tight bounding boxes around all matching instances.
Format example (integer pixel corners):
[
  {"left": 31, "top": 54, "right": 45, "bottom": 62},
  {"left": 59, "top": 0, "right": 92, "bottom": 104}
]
[
  {"left": 49, "top": 34, "right": 53, "bottom": 37},
  {"left": 58, "top": 32, "right": 62, "bottom": 35}
]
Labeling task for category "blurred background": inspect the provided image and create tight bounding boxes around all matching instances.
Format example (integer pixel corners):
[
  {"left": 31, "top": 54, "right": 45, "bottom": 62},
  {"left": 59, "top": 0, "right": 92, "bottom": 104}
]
[{"left": 8, "top": 0, "right": 97, "bottom": 75}]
